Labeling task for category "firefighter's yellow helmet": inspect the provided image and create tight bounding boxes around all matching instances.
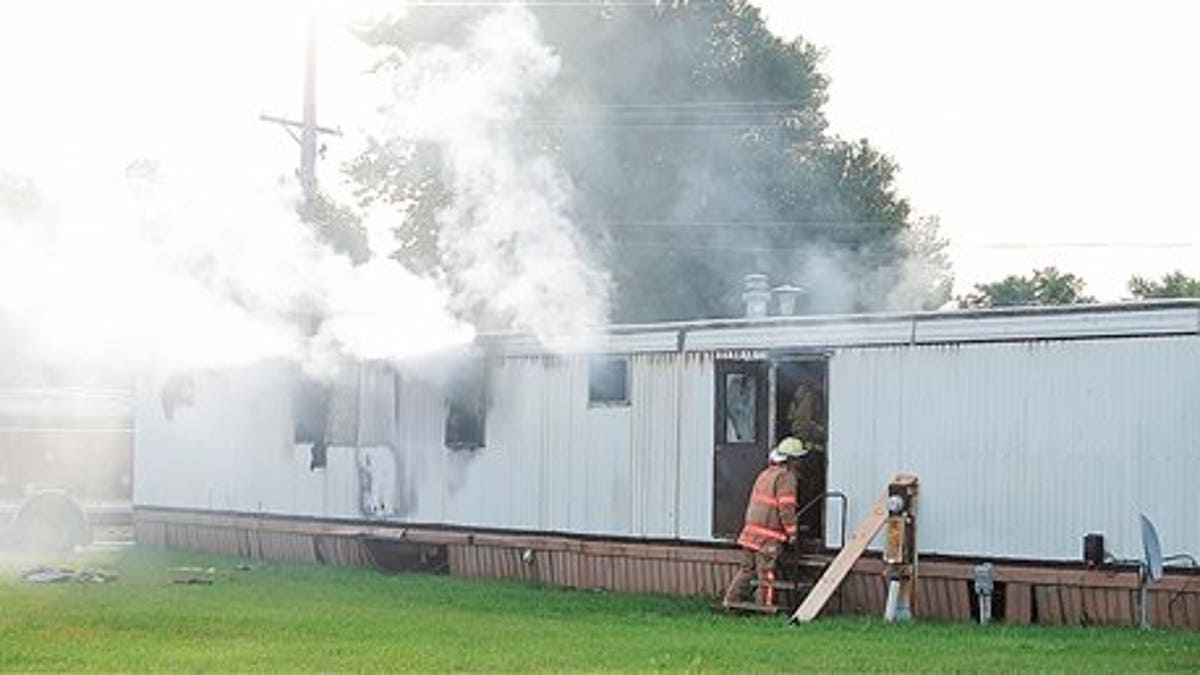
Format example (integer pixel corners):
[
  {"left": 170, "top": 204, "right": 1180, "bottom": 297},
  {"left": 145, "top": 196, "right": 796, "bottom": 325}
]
[{"left": 769, "top": 437, "right": 808, "bottom": 463}]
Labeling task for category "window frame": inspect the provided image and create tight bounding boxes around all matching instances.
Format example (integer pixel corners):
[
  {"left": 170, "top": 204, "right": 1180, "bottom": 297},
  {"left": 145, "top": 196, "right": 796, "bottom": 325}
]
[
  {"left": 444, "top": 358, "right": 488, "bottom": 451},
  {"left": 587, "top": 355, "right": 631, "bottom": 408}
]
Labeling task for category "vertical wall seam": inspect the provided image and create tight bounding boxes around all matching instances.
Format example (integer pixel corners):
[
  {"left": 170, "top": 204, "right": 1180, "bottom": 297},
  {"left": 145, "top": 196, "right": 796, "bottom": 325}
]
[{"left": 672, "top": 355, "right": 684, "bottom": 538}]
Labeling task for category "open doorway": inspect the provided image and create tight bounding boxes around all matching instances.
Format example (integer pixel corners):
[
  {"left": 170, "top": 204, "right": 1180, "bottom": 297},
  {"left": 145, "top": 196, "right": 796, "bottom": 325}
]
[
  {"left": 711, "top": 357, "right": 830, "bottom": 543},
  {"left": 774, "top": 359, "right": 828, "bottom": 546}
]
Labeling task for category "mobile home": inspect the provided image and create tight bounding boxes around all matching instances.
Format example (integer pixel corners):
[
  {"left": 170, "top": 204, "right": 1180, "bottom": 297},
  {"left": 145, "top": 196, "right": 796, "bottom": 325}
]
[{"left": 134, "top": 300, "right": 1200, "bottom": 627}]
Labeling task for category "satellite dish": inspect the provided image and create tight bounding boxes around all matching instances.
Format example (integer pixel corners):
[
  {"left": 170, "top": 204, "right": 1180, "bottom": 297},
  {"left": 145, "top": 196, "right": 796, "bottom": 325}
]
[{"left": 1140, "top": 514, "right": 1164, "bottom": 583}]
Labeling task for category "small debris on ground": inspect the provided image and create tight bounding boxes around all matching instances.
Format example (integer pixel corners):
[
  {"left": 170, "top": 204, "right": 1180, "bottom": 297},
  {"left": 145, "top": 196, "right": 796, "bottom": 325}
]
[
  {"left": 75, "top": 569, "right": 119, "bottom": 583},
  {"left": 21, "top": 566, "right": 119, "bottom": 584},
  {"left": 171, "top": 566, "right": 216, "bottom": 575},
  {"left": 169, "top": 565, "right": 217, "bottom": 586},
  {"left": 21, "top": 567, "right": 74, "bottom": 584},
  {"left": 170, "top": 577, "right": 214, "bottom": 586}
]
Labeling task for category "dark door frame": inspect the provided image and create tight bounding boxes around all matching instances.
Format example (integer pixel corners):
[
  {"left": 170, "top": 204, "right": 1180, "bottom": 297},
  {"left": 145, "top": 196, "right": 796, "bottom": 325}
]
[{"left": 711, "top": 359, "right": 770, "bottom": 539}]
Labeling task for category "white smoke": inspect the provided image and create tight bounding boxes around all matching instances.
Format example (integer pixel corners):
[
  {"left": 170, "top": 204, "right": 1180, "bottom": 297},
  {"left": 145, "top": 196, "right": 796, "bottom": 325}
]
[
  {"left": 785, "top": 219, "right": 952, "bottom": 316},
  {"left": 0, "top": 167, "right": 473, "bottom": 377},
  {"left": 373, "top": 5, "right": 611, "bottom": 344},
  {"left": 883, "top": 216, "right": 954, "bottom": 312},
  {"left": 0, "top": 2, "right": 615, "bottom": 380},
  {"left": 0, "top": 2, "right": 482, "bottom": 380}
]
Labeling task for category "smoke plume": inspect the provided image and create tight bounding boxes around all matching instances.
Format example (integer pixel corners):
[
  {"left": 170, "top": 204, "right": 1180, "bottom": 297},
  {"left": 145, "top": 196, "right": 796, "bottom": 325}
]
[
  {"left": 370, "top": 5, "right": 611, "bottom": 343},
  {"left": 0, "top": 3, "right": 616, "bottom": 381},
  {"left": 0, "top": 167, "right": 473, "bottom": 378}
]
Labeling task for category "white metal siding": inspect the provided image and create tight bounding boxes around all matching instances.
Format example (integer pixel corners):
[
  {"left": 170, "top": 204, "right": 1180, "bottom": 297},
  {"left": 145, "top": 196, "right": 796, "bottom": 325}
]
[
  {"left": 133, "top": 363, "right": 363, "bottom": 519},
  {"left": 135, "top": 308, "right": 1200, "bottom": 561},
  {"left": 395, "top": 352, "right": 714, "bottom": 538},
  {"left": 828, "top": 336, "right": 1200, "bottom": 562},
  {"left": 676, "top": 354, "right": 717, "bottom": 540},
  {"left": 135, "top": 353, "right": 723, "bottom": 541}
]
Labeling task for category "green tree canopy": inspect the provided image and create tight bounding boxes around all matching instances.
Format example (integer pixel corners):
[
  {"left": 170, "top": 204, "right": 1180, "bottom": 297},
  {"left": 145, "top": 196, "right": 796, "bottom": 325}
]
[
  {"left": 958, "top": 267, "right": 1095, "bottom": 309},
  {"left": 350, "top": 0, "right": 951, "bottom": 323},
  {"left": 1127, "top": 271, "right": 1200, "bottom": 299}
]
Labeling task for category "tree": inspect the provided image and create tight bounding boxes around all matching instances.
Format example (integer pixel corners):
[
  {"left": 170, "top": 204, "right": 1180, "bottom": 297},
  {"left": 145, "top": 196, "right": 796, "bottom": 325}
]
[
  {"left": 958, "top": 267, "right": 1095, "bottom": 309},
  {"left": 308, "top": 192, "right": 368, "bottom": 265},
  {"left": 1127, "top": 271, "right": 1200, "bottom": 299},
  {"left": 350, "top": 0, "right": 951, "bottom": 323}
]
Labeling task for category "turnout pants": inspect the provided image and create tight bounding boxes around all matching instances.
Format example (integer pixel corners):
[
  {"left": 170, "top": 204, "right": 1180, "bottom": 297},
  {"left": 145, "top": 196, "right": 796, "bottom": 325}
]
[{"left": 722, "top": 546, "right": 781, "bottom": 607}]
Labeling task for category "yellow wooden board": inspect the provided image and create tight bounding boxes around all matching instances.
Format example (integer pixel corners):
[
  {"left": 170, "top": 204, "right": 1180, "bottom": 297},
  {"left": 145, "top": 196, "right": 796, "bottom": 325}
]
[{"left": 790, "top": 492, "right": 889, "bottom": 623}]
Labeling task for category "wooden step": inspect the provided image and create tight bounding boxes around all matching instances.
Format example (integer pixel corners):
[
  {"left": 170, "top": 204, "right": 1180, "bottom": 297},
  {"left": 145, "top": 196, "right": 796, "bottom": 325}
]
[
  {"left": 749, "top": 579, "right": 814, "bottom": 591},
  {"left": 721, "top": 601, "right": 784, "bottom": 615},
  {"left": 787, "top": 554, "right": 834, "bottom": 570}
]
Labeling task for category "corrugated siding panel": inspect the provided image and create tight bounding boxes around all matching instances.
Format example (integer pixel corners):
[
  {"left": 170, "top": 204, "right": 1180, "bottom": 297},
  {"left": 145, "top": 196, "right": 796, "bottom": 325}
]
[
  {"left": 387, "top": 353, "right": 693, "bottom": 539},
  {"left": 134, "top": 363, "right": 352, "bottom": 519},
  {"left": 390, "top": 374, "right": 443, "bottom": 521},
  {"left": 829, "top": 336, "right": 1200, "bottom": 561},
  {"left": 676, "top": 353, "right": 716, "bottom": 540},
  {"left": 630, "top": 354, "right": 679, "bottom": 537}
]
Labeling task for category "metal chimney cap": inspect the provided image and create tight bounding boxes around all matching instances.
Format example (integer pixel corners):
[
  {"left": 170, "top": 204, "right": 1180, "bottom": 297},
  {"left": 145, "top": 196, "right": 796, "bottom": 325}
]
[
  {"left": 742, "top": 273, "right": 771, "bottom": 318},
  {"left": 743, "top": 273, "right": 769, "bottom": 290},
  {"left": 772, "top": 284, "right": 804, "bottom": 317}
]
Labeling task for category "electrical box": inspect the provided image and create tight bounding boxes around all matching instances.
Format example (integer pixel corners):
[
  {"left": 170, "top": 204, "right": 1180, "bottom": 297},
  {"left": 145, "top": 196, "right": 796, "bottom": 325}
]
[{"left": 1083, "top": 532, "right": 1105, "bottom": 567}]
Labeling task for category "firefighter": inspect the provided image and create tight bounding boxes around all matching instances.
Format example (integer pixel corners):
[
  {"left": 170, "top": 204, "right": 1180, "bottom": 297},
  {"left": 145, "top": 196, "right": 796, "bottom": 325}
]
[
  {"left": 786, "top": 379, "right": 826, "bottom": 453},
  {"left": 722, "top": 437, "right": 807, "bottom": 609}
]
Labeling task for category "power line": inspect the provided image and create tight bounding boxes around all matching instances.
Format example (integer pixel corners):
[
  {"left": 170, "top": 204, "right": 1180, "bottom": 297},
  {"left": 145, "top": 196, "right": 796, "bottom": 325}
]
[
  {"left": 950, "top": 242, "right": 1200, "bottom": 250},
  {"left": 518, "top": 123, "right": 796, "bottom": 131},
  {"left": 530, "top": 101, "right": 813, "bottom": 110},
  {"left": 610, "top": 241, "right": 1200, "bottom": 254},
  {"left": 587, "top": 219, "right": 898, "bottom": 229},
  {"left": 585, "top": 221, "right": 1200, "bottom": 245},
  {"left": 407, "top": 1, "right": 662, "bottom": 6},
  {"left": 524, "top": 112, "right": 801, "bottom": 121}
]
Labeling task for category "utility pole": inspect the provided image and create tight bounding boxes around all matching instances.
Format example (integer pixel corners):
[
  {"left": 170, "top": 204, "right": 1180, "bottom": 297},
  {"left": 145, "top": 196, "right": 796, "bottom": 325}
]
[
  {"left": 299, "top": 12, "right": 318, "bottom": 218},
  {"left": 261, "top": 12, "right": 340, "bottom": 221}
]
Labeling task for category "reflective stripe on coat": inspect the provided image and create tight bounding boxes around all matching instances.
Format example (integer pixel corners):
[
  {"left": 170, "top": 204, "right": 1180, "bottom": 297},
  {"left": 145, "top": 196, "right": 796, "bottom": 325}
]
[{"left": 736, "top": 464, "right": 799, "bottom": 552}]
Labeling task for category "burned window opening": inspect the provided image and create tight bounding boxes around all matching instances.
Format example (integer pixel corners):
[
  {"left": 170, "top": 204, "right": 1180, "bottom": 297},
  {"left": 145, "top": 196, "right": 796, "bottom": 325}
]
[
  {"left": 293, "top": 375, "right": 331, "bottom": 471},
  {"left": 160, "top": 374, "right": 195, "bottom": 421},
  {"left": 309, "top": 440, "right": 327, "bottom": 470},
  {"left": 588, "top": 356, "right": 629, "bottom": 406},
  {"left": 444, "top": 359, "right": 486, "bottom": 451}
]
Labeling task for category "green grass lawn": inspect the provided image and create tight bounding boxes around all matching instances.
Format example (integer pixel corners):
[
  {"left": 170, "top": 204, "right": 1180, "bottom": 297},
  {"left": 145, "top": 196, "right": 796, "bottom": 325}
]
[{"left": 1, "top": 547, "right": 1197, "bottom": 672}]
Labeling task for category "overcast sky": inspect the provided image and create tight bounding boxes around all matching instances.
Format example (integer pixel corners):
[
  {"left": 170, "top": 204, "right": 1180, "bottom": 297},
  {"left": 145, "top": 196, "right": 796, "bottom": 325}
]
[
  {"left": 756, "top": 0, "right": 1200, "bottom": 298},
  {"left": 2, "top": 1, "right": 1197, "bottom": 301}
]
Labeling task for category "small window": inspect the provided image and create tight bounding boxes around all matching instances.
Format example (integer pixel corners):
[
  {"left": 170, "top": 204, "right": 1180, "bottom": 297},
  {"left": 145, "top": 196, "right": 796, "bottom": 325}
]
[
  {"left": 445, "top": 359, "right": 486, "bottom": 450},
  {"left": 724, "top": 372, "right": 757, "bottom": 443},
  {"left": 588, "top": 357, "right": 629, "bottom": 406}
]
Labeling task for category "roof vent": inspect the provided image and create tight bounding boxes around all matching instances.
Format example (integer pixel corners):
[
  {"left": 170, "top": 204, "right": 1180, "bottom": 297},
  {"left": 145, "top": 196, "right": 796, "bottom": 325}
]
[
  {"left": 742, "top": 274, "right": 770, "bottom": 318},
  {"left": 773, "top": 284, "right": 804, "bottom": 316}
]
